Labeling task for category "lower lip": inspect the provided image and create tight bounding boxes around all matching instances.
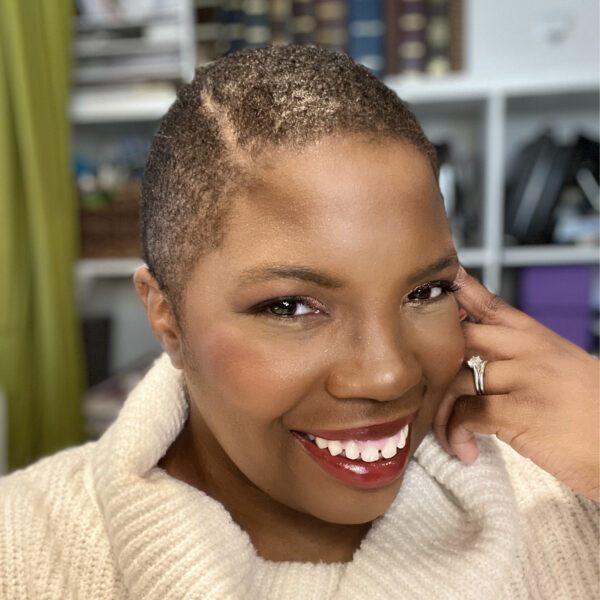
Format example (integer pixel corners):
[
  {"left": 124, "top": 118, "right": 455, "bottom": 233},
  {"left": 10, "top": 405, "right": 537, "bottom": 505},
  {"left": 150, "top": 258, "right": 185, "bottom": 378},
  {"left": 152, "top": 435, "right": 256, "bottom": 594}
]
[{"left": 293, "top": 427, "right": 413, "bottom": 490}]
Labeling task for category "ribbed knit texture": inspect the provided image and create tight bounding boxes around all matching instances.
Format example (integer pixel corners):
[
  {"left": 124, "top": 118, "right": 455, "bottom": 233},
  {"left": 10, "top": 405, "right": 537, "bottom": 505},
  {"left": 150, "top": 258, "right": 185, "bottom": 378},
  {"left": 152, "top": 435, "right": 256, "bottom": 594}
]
[{"left": 1, "top": 354, "right": 598, "bottom": 599}]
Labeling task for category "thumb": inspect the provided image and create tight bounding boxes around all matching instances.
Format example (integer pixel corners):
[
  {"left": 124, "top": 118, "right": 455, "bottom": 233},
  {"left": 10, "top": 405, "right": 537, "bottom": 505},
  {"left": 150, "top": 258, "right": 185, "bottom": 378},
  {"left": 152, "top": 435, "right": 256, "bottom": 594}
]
[
  {"left": 446, "top": 395, "right": 507, "bottom": 464},
  {"left": 447, "top": 416, "right": 480, "bottom": 464}
]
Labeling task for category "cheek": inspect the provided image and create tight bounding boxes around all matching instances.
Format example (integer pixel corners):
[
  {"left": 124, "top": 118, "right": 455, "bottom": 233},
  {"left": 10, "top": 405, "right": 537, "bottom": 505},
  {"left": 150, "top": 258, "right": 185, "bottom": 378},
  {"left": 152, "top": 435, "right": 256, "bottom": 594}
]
[
  {"left": 185, "top": 326, "right": 320, "bottom": 420},
  {"left": 412, "top": 305, "right": 466, "bottom": 387}
]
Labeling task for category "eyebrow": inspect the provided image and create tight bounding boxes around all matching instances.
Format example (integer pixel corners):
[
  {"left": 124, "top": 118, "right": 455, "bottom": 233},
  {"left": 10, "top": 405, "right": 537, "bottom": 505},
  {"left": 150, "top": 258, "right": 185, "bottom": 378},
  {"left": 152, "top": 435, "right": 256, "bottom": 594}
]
[
  {"left": 236, "top": 251, "right": 459, "bottom": 290},
  {"left": 236, "top": 265, "right": 345, "bottom": 289},
  {"left": 407, "top": 251, "right": 459, "bottom": 284}
]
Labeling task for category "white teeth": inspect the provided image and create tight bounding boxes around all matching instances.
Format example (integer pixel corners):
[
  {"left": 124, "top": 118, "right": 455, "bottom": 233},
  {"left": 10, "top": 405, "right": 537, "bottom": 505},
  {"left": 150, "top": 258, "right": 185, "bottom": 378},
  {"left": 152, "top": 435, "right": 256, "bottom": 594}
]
[
  {"left": 360, "top": 446, "right": 380, "bottom": 463},
  {"left": 396, "top": 425, "right": 409, "bottom": 449},
  {"left": 344, "top": 441, "right": 360, "bottom": 460},
  {"left": 306, "top": 422, "right": 411, "bottom": 462},
  {"left": 327, "top": 440, "right": 343, "bottom": 456},
  {"left": 315, "top": 436, "right": 328, "bottom": 449},
  {"left": 381, "top": 438, "right": 398, "bottom": 459}
]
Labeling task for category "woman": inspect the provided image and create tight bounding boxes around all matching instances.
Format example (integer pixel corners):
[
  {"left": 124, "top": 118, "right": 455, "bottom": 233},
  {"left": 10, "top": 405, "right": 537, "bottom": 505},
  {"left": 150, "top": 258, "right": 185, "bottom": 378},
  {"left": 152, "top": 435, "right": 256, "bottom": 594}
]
[{"left": 0, "top": 45, "right": 597, "bottom": 599}]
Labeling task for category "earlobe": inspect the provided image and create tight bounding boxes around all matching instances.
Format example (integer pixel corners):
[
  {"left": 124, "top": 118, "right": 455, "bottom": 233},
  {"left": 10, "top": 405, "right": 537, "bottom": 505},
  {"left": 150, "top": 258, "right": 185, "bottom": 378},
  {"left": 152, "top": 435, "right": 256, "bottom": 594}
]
[{"left": 133, "top": 267, "right": 184, "bottom": 369}]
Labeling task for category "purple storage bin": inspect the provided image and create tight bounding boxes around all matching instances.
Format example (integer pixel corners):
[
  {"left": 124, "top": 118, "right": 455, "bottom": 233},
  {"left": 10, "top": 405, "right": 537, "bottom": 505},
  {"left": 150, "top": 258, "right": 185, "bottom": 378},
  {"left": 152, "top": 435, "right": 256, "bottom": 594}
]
[{"left": 519, "top": 265, "right": 597, "bottom": 351}]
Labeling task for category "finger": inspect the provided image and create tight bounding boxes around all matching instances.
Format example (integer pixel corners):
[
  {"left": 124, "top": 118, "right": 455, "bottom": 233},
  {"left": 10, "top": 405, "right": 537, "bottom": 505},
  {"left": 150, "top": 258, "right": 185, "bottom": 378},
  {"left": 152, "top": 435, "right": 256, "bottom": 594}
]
[
  {"left": 433, "top": 360, "right": 517, "bottom": 455},
  {"left": 452, "top": 360, "right": 520, "bottom": 397},
  {"left": 455, "top": 266, "right": 531, "bottom": 328},
  {"left": 462, "top": 322, "right": 523, "bottom": 362},
  {"left": 447, "top": 394, "right": 522, "bottom": 462}
]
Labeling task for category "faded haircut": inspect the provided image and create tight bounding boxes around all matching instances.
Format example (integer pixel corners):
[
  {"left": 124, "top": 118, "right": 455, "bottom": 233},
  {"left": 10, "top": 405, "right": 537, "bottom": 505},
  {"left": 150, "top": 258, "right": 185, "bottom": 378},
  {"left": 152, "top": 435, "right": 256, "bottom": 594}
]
[{"left": 141, "top": 44, "right": 438, "bottom": 318}]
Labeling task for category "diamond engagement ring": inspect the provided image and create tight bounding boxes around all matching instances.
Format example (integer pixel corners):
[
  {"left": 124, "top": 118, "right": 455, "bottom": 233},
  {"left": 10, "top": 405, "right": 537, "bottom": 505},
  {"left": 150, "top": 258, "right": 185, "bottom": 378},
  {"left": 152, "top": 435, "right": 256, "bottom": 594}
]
[{"left": 467, "top": 355, "right": 487, "bottom": 396}]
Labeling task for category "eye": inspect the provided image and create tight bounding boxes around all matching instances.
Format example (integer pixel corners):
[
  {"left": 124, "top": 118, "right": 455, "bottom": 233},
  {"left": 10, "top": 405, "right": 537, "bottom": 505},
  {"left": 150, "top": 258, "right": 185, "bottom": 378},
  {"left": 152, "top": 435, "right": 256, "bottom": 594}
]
[
  {"left": 406, "top": 280, "right": 458, "bottom": 305},
  {"left": 250, "top": 296, "right": 324, "bottom": 319}
]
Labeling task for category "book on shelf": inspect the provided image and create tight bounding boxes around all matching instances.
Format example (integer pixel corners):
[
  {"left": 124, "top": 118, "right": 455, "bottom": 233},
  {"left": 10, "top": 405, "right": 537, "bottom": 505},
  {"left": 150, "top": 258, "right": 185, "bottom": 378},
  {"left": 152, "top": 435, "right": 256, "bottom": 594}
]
[
  {"left": 397, "top": 0, "right": 428, "bottom": 76},
  {"left": 314, "top": 0, "right": 347, "bottom": 53},
  {"left": 243, "top": 0, "right": 271, "bottom": 47},
  {"left": 270, "top": 0, "right": 294, "bottom": 45},
  {"left": 385, "top": 0, "right": 463, "bottom": 77},
  {"left": 292, "top": 0, "right": 316, "bottom": 45},
  {"left": 195, "top": 2, "right": 222, "bottom": 65},
  {"left": 425, "top": 0, "right": 451, "bottom": 75},
  {"left": 200, "top": 1, "right": 464, "bottom": 79},
  {"left": 347, "top": 0, "right": 385, "bottom": 77},
  {"left": 219, "top": 0, "right": 245, "bottom": 55}
]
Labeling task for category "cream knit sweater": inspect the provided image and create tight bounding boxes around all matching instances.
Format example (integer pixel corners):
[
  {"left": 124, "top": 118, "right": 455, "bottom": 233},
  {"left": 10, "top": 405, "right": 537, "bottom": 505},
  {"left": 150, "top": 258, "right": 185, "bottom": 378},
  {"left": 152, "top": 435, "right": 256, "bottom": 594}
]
[{"left": 0, "top": 355, "right": 597, "bottom": 600}]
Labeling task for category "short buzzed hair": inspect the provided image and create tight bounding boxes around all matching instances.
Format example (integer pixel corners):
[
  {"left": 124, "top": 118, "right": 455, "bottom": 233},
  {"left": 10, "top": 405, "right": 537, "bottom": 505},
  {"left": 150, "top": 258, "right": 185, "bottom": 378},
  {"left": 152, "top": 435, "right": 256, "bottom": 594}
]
[{"left": 141, "top": 44, "right": 437, "bottom": 316}]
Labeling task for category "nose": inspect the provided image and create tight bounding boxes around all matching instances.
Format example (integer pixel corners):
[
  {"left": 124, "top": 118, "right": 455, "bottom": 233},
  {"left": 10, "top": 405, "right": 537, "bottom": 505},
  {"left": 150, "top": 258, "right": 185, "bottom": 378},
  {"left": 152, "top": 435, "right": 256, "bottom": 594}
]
[{"left": 324, "top": 319, "right": 422, "bottom": 402}]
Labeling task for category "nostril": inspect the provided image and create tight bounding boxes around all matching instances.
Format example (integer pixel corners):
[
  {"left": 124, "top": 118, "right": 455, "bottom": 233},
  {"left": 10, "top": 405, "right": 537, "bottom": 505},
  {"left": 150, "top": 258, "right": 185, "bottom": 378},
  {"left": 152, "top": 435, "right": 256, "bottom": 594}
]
[{"left": 325, "top": 359, "right": 422, "bottom": 403}]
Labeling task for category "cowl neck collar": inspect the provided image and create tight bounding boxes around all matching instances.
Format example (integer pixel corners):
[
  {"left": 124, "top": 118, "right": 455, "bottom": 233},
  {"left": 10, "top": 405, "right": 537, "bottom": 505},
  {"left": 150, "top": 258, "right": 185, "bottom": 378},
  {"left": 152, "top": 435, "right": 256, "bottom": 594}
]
[{"left": 91, "top": 355, "right": 517, "bottom": 599}]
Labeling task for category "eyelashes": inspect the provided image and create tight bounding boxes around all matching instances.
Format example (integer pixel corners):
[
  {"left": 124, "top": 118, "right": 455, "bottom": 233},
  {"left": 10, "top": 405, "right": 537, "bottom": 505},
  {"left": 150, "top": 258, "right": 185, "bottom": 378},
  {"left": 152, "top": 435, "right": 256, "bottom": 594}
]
[
  {"left": 248, "top": 296, "right": 324, "bottom": 319},
  {"left": 249, "top": 280, "right": 460, "bottom": 321},
  {"left": 405, "top": 280, "right": 460, "bottom": 305}
]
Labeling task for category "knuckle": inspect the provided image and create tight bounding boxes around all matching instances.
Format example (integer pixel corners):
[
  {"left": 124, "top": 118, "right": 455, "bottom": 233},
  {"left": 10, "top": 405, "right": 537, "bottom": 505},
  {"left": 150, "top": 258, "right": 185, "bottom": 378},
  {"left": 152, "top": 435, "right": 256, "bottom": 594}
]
[{"left": 481, "top": 294, "right": 505, "bottom": 320}]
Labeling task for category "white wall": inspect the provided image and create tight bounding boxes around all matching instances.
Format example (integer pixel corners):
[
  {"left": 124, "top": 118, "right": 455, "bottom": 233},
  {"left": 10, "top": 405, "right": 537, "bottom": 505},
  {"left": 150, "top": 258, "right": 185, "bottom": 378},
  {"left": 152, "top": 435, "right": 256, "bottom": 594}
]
[{"left": 465, "top": 0, "right": 599, "bottom": 79}]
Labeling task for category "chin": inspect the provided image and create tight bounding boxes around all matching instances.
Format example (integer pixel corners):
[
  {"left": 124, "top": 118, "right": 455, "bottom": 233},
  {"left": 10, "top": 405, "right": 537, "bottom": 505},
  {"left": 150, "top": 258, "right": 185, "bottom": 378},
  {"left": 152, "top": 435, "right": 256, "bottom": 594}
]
[{"left": 303, "top": 475, "right": 406, "bottom": 526}]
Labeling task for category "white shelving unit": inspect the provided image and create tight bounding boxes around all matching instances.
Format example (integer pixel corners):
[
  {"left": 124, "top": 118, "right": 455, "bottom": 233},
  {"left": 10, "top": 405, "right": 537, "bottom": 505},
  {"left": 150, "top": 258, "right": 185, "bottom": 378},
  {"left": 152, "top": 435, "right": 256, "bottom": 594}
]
[
  {"left": 387, "top": 69, "right": 600, "bottom": 293},
  {"left": 71, "top": 0, "right": 193, "bottom": 124},
  {"left": 72, "top": 0, "right": 195, "bottom": 373}
]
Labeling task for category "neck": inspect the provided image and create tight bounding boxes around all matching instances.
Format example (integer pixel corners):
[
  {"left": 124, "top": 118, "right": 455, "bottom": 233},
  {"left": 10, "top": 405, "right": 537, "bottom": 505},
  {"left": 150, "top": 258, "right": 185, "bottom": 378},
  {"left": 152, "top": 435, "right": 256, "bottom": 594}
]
[{"left": 158, "top": 418, "right": 371, "bottom": 563}]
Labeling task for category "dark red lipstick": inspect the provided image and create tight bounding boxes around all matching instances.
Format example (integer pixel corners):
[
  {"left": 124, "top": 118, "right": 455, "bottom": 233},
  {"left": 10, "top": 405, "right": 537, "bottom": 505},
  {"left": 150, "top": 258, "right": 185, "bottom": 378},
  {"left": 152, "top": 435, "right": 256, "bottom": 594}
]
[
  {"left": 292, "top": 412, "right": 417, "bottom": 489},
  {"left": 301, "top": 413, "right": 416, "bottom": 442}
]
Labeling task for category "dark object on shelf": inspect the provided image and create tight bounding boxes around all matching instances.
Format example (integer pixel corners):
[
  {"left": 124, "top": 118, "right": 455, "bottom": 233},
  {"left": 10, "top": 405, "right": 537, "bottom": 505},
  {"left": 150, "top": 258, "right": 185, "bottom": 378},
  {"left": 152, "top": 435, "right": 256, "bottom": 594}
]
[
  {"left": 82, "top": 316, "right": 112, "bottom": 387},
  {"left": 505, "top": 132, "right": 572, "bottom": 244},
  {"left": 80, "top": 181, "right": 143, "bottom": 257},
  {"left": 505, "top": 133, "right": 599, "bottom": 245},
  {"left": 434, "top": 141, "right": 476, "bottom": 247}
]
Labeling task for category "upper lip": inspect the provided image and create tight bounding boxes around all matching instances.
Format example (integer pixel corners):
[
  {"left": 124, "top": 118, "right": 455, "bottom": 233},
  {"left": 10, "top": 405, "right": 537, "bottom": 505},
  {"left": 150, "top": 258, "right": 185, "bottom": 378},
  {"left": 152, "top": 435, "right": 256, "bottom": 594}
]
[{"left": 294, "top": 411, "right": 419, "bottom": 441}]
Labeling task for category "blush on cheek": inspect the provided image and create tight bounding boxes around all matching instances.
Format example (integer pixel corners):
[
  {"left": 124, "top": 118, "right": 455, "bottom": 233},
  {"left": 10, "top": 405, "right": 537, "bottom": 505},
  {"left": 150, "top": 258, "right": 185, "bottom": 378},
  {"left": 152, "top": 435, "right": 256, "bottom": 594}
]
[{"left": 188, "top": 327, "right": 303, "bottom": 418}]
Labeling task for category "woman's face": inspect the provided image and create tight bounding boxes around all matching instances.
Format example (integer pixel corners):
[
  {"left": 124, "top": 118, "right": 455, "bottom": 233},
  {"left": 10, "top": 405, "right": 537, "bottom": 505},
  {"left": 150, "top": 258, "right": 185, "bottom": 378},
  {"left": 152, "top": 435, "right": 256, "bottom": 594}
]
[{"left": 177, "top": 136, "right": 464, "bottom": 525}]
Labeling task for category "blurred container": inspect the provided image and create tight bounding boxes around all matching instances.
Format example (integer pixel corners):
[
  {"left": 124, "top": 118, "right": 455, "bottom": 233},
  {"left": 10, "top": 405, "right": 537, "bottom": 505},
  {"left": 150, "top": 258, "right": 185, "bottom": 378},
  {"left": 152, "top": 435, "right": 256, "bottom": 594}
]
[
  {"left": 519, "top": 264, "right": 597, "bottom": 351},
  {"left": 80, "top": 181, "right": 142, "bottom": 257}
]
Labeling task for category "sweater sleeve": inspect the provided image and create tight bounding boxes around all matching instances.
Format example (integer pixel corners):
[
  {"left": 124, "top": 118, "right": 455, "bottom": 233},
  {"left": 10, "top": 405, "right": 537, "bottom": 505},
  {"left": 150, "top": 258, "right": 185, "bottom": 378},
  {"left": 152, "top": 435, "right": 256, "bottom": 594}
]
[
  {"left": 498, "top": 441, "right": 599, "bottom": 599},
  {"left": 0, "top": 444, "right": 124, "bottom": 600}
]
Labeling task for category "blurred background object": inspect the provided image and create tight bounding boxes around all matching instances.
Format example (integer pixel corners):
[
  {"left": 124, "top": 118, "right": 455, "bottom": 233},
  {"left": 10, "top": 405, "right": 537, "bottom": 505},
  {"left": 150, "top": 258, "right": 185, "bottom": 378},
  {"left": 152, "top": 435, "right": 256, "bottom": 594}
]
[
  {"left": 0, "top": 0, "right": 85, "bottom": 472},
  {"left": 0, "top": 0, "right": 598, "bottom": 471}
]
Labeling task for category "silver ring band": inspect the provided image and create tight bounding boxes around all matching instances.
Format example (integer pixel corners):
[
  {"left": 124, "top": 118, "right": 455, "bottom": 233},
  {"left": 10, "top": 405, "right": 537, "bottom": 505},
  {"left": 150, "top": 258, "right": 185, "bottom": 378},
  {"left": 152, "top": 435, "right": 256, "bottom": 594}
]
[{"left": 467, "top": 355, "right": 487, "bottom": 396}]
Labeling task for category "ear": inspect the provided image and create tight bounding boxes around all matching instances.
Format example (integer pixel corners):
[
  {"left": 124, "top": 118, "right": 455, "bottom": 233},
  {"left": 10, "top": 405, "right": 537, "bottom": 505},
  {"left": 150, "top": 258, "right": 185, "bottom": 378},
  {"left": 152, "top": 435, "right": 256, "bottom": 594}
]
[{"left": 133, "top": 266, "right": 183, "bottom": 369}]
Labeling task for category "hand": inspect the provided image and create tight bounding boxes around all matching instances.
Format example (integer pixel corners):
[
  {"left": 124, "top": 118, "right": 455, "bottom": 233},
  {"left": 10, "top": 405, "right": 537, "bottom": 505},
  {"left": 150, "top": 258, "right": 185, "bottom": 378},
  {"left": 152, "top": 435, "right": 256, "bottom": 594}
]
[{"left": 434, "top": 267, "right": 600, "bottom": 501}]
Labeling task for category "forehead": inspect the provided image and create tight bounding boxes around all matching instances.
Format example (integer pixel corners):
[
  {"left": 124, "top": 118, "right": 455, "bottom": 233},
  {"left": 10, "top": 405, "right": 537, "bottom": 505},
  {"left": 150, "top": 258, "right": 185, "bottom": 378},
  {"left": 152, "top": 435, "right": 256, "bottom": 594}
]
[{"left": 216, "top": 136, "right": 450, "bottom": 267}]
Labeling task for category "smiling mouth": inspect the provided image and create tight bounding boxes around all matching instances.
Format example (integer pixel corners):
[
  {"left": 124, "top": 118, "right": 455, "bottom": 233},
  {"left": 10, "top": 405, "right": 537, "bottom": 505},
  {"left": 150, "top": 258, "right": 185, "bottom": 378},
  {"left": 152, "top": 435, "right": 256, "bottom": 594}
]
[
  {"left": 292, "top": 413, "right": 417, "bottom": 489},
  {"left": 296, "top": 424, "right": 409, "bottom": 462}
]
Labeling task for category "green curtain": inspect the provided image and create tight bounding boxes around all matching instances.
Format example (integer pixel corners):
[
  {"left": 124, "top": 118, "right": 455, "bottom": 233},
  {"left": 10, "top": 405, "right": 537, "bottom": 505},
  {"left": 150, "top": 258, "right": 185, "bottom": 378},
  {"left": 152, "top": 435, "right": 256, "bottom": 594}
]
[{"left": 0, "top": 0, "right": 85, "bottom": 470}]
